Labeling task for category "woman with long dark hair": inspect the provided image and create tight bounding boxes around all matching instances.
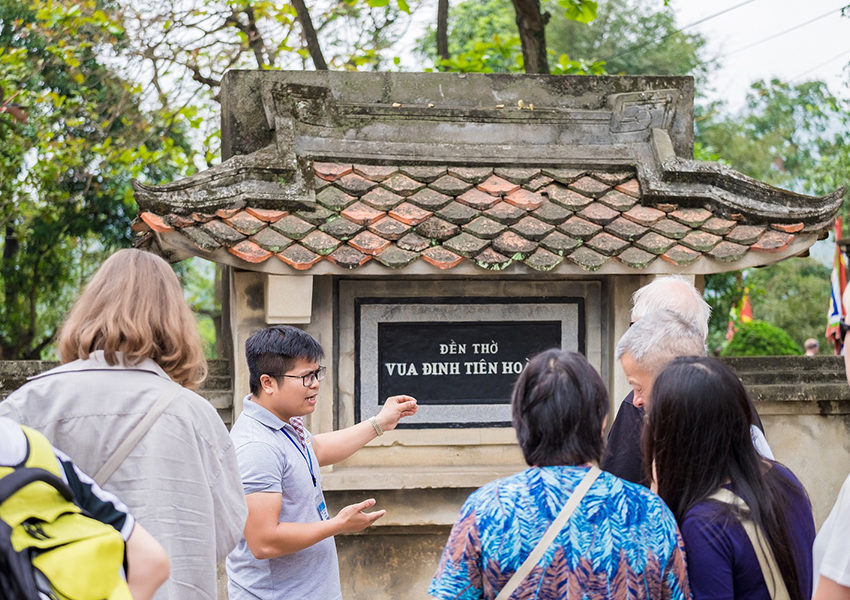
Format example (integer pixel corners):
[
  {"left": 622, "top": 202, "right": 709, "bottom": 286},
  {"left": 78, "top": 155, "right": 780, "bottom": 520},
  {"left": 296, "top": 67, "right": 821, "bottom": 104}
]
[{"left": 645, "top": 356, "right": 815, "bottom": 600}]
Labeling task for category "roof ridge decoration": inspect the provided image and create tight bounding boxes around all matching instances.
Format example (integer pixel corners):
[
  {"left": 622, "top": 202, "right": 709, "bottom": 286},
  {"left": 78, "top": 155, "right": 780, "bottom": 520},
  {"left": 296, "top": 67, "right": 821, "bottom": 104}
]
[{"left": 132, "top": 72, "right": 843, "bottom": 275}]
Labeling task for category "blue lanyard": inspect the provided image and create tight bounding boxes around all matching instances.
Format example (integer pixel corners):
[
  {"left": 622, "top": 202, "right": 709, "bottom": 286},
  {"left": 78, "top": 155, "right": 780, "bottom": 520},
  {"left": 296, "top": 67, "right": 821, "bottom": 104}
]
[{"left": 281, "top": 428, "right": 316, "bottom": 488}]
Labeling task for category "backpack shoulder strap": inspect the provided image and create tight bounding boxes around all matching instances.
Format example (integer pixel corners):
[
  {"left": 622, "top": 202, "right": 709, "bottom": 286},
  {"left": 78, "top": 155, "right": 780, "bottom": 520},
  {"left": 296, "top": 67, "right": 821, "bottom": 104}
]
[{"left": 20, "top": 426, "right": 62, "bottom": 478}]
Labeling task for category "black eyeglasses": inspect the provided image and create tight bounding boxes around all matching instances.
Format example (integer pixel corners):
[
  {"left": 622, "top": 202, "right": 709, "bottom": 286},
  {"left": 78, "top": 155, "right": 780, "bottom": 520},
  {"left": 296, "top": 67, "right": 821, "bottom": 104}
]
[{"left": 277, "top": 366, "right": 327, "bottom": 387}]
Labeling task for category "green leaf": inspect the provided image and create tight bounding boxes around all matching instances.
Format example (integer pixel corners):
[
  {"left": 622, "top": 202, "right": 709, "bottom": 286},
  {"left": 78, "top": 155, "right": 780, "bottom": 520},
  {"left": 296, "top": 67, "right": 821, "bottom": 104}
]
[
  {"left": 396, "top": 0, "right": 410, "bottom": 13},
  {"left": 560, "top": 0, "right": 597, "bottom": 24}
]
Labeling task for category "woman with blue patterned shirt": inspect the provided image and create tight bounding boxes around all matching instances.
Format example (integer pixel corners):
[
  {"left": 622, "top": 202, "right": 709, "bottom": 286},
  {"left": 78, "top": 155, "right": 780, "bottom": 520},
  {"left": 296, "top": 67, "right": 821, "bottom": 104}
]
[{"left": 429, "top": 349, "right": 690, "bottom": 599}]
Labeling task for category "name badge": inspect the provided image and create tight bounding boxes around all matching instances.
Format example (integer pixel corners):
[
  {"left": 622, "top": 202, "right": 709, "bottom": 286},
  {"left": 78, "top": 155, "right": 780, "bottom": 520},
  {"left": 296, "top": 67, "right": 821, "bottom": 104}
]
[{"left": 316, "top": 491, "right": 330, "bottom": 520}]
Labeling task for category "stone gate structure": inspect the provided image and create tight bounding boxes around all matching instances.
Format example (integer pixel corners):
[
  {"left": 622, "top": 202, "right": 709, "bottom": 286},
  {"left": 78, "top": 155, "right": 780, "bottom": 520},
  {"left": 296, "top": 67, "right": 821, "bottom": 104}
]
[{"left": 132, "top": 71, "right": 845, "bottom": 598}]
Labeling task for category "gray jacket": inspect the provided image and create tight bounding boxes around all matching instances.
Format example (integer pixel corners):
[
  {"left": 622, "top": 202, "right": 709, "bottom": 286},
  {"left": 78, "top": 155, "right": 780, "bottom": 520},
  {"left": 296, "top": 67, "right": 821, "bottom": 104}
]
[{"left": 0, "top": 351, "right": 247, "bottom": 600}]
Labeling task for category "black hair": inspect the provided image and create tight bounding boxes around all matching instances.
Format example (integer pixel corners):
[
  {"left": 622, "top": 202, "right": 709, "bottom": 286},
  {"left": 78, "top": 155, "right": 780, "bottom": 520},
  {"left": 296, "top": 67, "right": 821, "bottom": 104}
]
[
  {"left": 644, "top": 357, "right": 805, "bottom": 600},
  {"left": 246, "top": 326, "right": 324, "bottom": 394},
  {"left": 511, "top": 349, "right": 608, "bottom": 467}
]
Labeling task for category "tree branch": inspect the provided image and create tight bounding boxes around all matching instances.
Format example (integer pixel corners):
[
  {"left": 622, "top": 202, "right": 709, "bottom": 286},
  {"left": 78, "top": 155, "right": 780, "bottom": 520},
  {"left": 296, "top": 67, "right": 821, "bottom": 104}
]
[
  {"left": 436, "top": 0, "right": 449, "bottom": 63},
  {"left": 511, "top": 0, "right": 550, "bottom": 74},
  {"left": 291, "top": 0, "right": 328, "bottom": 70}
]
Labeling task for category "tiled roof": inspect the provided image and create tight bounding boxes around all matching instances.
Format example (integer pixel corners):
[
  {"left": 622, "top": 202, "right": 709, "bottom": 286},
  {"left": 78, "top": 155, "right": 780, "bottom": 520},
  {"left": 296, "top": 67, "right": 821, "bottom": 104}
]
[{"left": 134, "top": 163, "right": 828, "bottom": 274}]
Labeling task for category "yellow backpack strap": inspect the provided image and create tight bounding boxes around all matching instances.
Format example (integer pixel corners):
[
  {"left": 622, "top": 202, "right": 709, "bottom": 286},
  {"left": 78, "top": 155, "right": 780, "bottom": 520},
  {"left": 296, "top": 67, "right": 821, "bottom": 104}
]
[{"left": 20, "top": 425, "right": 63, "bottom": 478}]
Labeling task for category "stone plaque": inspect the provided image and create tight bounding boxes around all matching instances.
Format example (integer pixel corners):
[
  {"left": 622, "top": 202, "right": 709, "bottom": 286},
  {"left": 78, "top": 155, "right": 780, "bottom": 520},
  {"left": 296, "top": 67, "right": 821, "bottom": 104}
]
[{"left": 356, "top": 297, "right": 584, "bottom": 428}]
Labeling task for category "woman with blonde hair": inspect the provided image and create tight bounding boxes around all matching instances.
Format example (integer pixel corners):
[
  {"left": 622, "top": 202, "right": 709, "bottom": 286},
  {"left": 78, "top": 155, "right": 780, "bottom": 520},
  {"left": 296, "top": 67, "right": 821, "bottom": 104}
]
[{"left": 0, "top": 248, "right": 247, "bottom": 600}]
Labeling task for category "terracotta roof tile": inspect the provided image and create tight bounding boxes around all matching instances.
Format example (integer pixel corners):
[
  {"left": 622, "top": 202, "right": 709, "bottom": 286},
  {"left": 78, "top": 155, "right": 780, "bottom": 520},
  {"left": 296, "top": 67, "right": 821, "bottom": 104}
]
[
  {"left": 277, "top": 244, "right": 322, "bottom": 270},
  {"left": 540, "top": 231, "right": 581, "bottom": 254},
  {"left": 474, "top": 247, "right": 513, "bottom": 270},
  {"left": 314, "top": 162, "right": 352, "bottom": 181},
  {"left": 140, "top": 212, "right": 173, "bottom": 233},
  {"left": 598, "top": 189, "right": 637, "bottom": 212},
  {"left": 465, "top": 216, "right": 508, "bottom": 240},
  {"left": 605, "top": 217, "right": 648, "bottom": 241},
  {"left": 180, "top": 226, "right": 219, "bottom": 251},
  {"left": 578, "top": 203, "right": 619, "bottom": 226},
  {"left": 397, "top": 232, "right": 432, "bottom": 252},
  {"left": 415, "top": 216, "right": 460, "bottom": 241},
  {"left": 228, "top": 240, "right": 273, "bottom": 263},
  {"left": 295, "top": 205, "right": 334, "bottom": 226},
  {"left": 533, "top": 200, "right": 572, "bottom": 224},
  {"left": 670, "top": 207, "right": 713, "bottom": 227},
  {"left": 444, "top": 232, "right": 490, "bottom": 258},
  {"left": 526, "top": 248, "right": 564, "bottom": 271},
  {"left": 569, "top": 176, "right": 611, "bottom": 197},
  {"left": 368, "top": 215, "right": 411, "bottom": 241},
  {"left": 316, "top": 186, "right": 357, "bottom": 211},
  {"left": 541, "top": 167, "right": 585, "bottom": 183},
  {"left": 201, "top": 220, "right": 245, "bottom": 245},
  {"left": 375, "top": 245, "right": 419, "bottom": 268},
  {"left": 679, "top": 230, "right": 722, "bottom": 253},
  {"left": 594, "top": 171, "right": 633, "bottom": 186},
  {"left": 457, "top": 188, "right": 500, "bottom": 210},
  {"left": 635, "top": 231, "right": 676, "bottom": 255},
  {"left": 726, "top": 225, "right": 766, "bottom": 245},
  {"left": 399, "top": 166, "right": 446, "bottom": 182},
  {"left": 623, "top": 205, "right": 665, "bottom": 226},
  {"left": 225, "top": 210, "right": 266, "bottom": 235},
  {"left": 270, "top": 215, "right": 315, "bottom": 240},
  {"left": 661, "top": 244, "right": 701, "bottom": 266},
  {"left": 656, "top": 203, "right": 678, "bottom": 213},
  {"left": 246, "top": 207, "right": 288, "bottom": 223},
  {"left": 701, "top": 216, "right": 737, "bottom": 236},
  {"left": 511, "top": 215, "right": 555, "bottom": 241},
  {"left": 436, "top": 201, "right": 479, "bottom": 225},
  {"left": 320, "top": 216, "right": 363, "bottom": 240},
  {"left": 558, "top": 216, "right": 602, "bottom": 241},
  {"left": 545, "top": 185, "right": 593, "bottom": 210},
  {"left": 341, "top": 202, "right": 385, "bottom": 226},
  {"left": 478, "top": 175, "right": 519, "bottom": 196},
  {"left": 407, "top": 188, "right": 453, "bottom": 211},
  {"left": 301, "top": 230, "right": 341, "bottom": 255},
  {"left": 493, "top": 231, "right": 536, "bottom": 258},
  {"left": 751, "top": 230, "right": 794, "bottom": 252},
  {"left": 334, "top": 172, "right": 376, "bottom": 196},
  {"left": 251, "top": 227, "right": 294, "bottom": 252},
  {"left": 168, "top": 214, "right": 195, "bottom": 228},
  {"left": 527, "top": 175, "right": 554, "bottom": 191},
  {"left": 428, "top": 174, "right": 470, "bottom": 196},
  {"left": 494, "top": 168, "right": 540, "bottom": 183},
  {"left": 361, "top": 187, "right": 404, "bottom": 211},
  {"left": 505, "top": 188, "right": 544, "bottom": 211},
  {"left": 422, "top": 246, "right": 464, "bottom": 269},
  {"left": 349, "top": 230, "right": 392, "bottom": 255},
  {"left": 215, "top": 207, "right": 242, "bottom": 219},
  {"left": 192, "top": 212, "right": 215, "bottom": 223},
  {"left": 709, "top": 241, "right": 748, "bottom": 262},
  {"left": 771, "top": 222, "right": 804, "bottom": 234},
  {"left": 389, "top": 202, "right": 432, "bottom": 226},
  {"left": 615, "top": 179, "right": 640, "bottom": 198},
  {"left": 484, "top": 202, "right": 525, "bottom": 225},
  {"left": 586, "top": 232, "right": 630, "bottom": 256},
  {"left": 382, "top": 172, "right": 426, "bottom": 196},
  {"left": 353, "top": 164, "right": 398, "bottom": 181},
  {"left": 448, "top": 166, "right": 493, "bottom": 183},
  {"left": 650, "top": 218, "right": 690, "bottom": 240},
  {"left": 132, "top": 219, "right": 150, "bottom": 233},
  {"left": 618, "top": 247, "right": 656, "bottom": 269},
  {"left": 567, "top": 246, "right": 608, "bottom": 271},
  {"left": 327, "top": 245, "right": 370, "bottom": 269}
]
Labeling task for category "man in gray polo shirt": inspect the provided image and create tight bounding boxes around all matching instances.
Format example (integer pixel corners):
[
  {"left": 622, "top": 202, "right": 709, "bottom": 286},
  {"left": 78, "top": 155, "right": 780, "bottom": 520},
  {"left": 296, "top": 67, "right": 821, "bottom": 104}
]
[{"left": 226, "top": 325, "right": 418, "bottom": 599}]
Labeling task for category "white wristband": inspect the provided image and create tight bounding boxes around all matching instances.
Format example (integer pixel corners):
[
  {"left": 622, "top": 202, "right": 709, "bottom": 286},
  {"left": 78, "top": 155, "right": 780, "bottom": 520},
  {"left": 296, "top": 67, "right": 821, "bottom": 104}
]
[{"left": 369, "top": 416, "right": 383, "bottom": 437}]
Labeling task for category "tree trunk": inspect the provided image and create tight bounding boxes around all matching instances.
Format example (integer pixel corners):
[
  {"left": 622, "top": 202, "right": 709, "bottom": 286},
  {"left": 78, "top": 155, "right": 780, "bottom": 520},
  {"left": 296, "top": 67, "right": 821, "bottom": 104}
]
[
  {"left": 511, "top": 0, "right": 549, "bottom": 74},
  {"left": 291, "top": 0, "right": 328, "bottom": 70},
  {"left": 436, "top": 0, "right": 449, "bottom": 64}
]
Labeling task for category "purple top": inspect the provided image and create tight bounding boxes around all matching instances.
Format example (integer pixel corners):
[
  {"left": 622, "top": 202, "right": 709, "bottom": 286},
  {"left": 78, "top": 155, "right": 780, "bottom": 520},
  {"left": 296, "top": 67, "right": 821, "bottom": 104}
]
[{"left": 681, "top": 464, "right": 815, "bottom": 600}]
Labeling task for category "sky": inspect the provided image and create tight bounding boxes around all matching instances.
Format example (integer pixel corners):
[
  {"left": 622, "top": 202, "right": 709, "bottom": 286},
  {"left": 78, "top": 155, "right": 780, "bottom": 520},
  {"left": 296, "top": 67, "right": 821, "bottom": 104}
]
[{"left": 672, "top": 0, "right": 850, "bottom": 110}]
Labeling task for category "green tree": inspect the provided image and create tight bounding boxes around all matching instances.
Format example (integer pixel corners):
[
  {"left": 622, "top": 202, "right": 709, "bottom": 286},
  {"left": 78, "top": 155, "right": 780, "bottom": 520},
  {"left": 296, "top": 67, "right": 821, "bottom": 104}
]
[
  {"left": 0, "top": 0, "right": 195, "bottom": 358},
  {"left": 722, "top": 320, "right": 803, "bottom": 357}
]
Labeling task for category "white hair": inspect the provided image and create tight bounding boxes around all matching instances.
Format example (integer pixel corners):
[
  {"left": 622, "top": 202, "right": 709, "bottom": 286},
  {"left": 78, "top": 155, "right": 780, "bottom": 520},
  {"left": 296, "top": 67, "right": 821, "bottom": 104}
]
[
  {"left": 616, "top": 309, "right": 707, "bottom": 376},
  {"left": 630, "top": 276, "right": 711, "bottom": 340}
]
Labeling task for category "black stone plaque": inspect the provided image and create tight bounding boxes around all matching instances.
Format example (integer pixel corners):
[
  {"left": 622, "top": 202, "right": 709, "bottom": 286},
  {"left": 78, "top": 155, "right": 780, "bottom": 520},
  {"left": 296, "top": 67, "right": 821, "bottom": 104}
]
[{"left": 377, "top": 320, "right": 562, "bottom": 405}]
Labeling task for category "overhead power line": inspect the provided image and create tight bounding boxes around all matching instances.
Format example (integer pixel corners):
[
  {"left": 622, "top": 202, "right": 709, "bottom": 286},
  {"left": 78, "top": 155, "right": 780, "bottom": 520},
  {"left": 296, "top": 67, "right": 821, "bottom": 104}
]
[
  {"left": 601, "top": 0, "right": 758, "bottom": 63},
  {"left": 790, "top": 47, "right": 850, "bottom": 82},
  {"left": 723, "top": 4, "right": 850, "bottom": 58}
]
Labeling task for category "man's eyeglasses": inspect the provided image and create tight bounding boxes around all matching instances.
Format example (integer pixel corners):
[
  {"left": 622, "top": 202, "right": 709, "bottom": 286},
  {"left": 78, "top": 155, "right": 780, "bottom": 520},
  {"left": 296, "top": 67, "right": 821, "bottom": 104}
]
[{"left": 278, "top": 366, "right": 327, "bottom": 387}]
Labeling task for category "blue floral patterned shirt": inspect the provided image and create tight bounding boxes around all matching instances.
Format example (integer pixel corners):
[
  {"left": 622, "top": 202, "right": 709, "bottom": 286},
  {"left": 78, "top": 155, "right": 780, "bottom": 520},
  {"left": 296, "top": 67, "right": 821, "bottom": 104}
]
[{"left": 429, "top": 465, "right": 690, "bottom": 599}]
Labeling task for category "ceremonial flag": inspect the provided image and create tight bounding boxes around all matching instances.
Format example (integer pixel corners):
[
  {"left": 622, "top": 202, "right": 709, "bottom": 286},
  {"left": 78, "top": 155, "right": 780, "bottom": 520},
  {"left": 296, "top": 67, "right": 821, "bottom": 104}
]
[
  {"left": 726, "top": 286, "right": 752, "bottom": 341},
  {"left": 826, "top": 217, "right": 846, "bottom": 352}
]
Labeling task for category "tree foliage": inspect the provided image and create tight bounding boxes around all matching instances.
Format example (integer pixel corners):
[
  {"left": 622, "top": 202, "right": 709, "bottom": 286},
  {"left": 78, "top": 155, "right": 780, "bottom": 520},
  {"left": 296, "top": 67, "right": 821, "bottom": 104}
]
[{"left": 722, "top": 320, "right": 803, "bottom": 357}]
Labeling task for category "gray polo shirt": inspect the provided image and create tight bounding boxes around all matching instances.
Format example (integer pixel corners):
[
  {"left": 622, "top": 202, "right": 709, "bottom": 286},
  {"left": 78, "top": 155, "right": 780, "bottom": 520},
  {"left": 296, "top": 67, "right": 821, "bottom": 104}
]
[{"left": 226, "top": 397, "right": 341, "bottom": 600}]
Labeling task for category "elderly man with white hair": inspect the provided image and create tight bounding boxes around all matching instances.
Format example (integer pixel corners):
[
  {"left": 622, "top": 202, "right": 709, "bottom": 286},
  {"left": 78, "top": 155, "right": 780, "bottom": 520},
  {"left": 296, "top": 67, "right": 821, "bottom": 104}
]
[{"left": 601, "top": 276, "right": 772, "bottom": 485}]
